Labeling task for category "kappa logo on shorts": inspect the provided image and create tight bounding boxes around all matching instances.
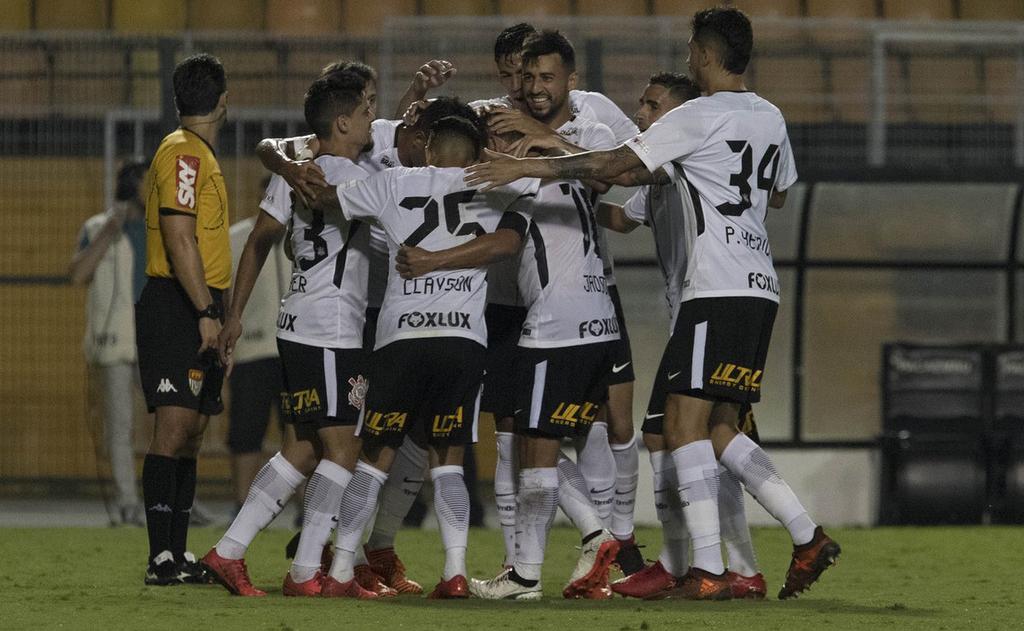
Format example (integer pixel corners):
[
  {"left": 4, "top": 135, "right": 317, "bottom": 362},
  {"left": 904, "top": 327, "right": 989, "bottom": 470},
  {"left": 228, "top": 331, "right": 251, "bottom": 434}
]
[
  {"left": 187, "top": 368, "right": 204, "bottom": 397},
  {"left": 347, "top": 375, "right": 368, "bottom": 410},
  {"left": 175, "top": 155, "right": 200, "bottom": 209},
  {"left": 156, "top": 378, "right": 178, "bottom": 394},
  {"left": 709, "top": 362, "right": 763, "bottom": 392}
]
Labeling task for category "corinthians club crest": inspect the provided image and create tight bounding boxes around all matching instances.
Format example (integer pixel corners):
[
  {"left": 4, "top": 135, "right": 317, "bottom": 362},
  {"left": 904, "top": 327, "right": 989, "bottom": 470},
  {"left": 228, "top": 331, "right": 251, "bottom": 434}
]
[
  {"left": 347, "top": 375, "right": 368, "bottom": 410},
  {"left": 188, "top": 368, "right": 205, "bottom": 397}
]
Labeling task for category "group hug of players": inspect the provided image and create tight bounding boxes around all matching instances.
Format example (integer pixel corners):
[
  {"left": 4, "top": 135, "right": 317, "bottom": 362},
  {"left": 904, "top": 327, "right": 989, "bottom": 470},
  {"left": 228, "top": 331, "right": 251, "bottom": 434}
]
[{"left": 138, "top": 7, "right": 840, "bottom": 603}]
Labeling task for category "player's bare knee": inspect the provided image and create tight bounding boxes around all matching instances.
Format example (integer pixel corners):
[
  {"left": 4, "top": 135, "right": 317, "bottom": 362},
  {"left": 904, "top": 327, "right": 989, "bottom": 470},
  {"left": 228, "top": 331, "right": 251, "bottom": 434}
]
[
  {"left": 281, "top": 440, "right": 318, "bottom": 475},
  {"left": 430, "top": 444, "right": 464, "bottom": 468}
]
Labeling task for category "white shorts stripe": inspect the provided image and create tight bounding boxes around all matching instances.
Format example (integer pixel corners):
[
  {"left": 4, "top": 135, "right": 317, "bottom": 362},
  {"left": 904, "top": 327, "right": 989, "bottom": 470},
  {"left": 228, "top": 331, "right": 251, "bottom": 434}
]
[
  {"left": 691, "top": 321, "right": 707, "bottom": 390},
  {"left": 471, "top": 384, "right": 483, "bottom": 443},
  {"left": 528, "top": 360, "right": 548, "bottom": 429},
  {"left": 323, "top": 348, "right": 338, "bottom": 417}
]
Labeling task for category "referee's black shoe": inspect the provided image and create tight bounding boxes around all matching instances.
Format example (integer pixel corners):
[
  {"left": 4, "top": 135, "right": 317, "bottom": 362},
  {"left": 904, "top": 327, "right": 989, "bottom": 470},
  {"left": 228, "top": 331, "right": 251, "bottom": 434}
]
[{"left": 144, "top": 551, "right": 183, "bottom": 586}]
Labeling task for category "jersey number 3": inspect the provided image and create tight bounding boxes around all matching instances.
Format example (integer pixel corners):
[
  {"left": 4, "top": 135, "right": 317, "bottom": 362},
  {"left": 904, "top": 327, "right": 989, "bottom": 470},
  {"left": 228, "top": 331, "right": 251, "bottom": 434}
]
[{"left": 717, "top": 141, "right": 780, "bottom": 216}]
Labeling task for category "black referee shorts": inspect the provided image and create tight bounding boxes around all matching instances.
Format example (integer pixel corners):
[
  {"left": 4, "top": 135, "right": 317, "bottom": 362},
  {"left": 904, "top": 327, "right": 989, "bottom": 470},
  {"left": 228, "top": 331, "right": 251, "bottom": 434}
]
[{"left": 136, "top": 277, "right": 225, "bottom": 416}]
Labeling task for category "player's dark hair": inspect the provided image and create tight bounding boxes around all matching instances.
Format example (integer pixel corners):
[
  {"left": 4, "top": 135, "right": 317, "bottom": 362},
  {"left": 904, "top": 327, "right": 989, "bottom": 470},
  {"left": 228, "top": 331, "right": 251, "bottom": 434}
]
[
  {"left": 304, "top": 71, "right": 366, "bottom": 140},
  {"left": 429, "top": 116, "right": 485, "bottom": 161},
  {"left": 521, "top": 30, "right": 575, "bottom": 72},
  {"left": 115, "top": 157, "right": 150, "bottom": 202},
  {"left": 320, "top": 59, "right": 377, "bottom": 83},
  {"left": 691, "top": 7, "right": 753, "bottom": 75},
  {"left": 413, "top": 96, "right": 486, "bottom": 139},
  {"left": 172, "top": 53, "right": 226, "bottom": 117},
  {"left": 494, "top": 22, "right": 538, "bottom": 61},
  {"left": 649, "top": 72, "right": 702, "bottom": 103}
]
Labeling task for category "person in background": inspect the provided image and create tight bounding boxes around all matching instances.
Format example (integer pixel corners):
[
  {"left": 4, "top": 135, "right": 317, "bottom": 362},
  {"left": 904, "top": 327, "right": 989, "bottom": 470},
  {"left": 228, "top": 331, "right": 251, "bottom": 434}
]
[
  {"left": 226, "top": 177, "right": 289, "bottom": 516},
  {"left": 70, "top": 158, "right": 150, "bottom": 527}
]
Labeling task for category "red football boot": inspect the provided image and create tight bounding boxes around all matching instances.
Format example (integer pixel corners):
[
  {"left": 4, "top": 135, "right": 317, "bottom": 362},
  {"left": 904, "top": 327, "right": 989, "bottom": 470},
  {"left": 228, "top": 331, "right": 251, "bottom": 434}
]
[
  {"left": 200, "top": 548, "right": 266, "bottom": 597},
  {"left": 366, "top": 547, "right": 423, "bottom": 595},
  {"left": 610, "top": 559, "right": 676, "bottom": 599},
  {"left": 727, "top": 571, "right": 767, "bottom": 600},
  {"left": 427, "top": 575, "right": 469, "bottom": 599},
  {"left": 778, "top": 526, "right": 841, "bottom": 600},
  {"left": 283, "top": 571, "right": 323, "bottom": 597},
  {"left": 355, "top": 564, "right": 398, "bottom": 598},
  {"left": 320, "top": 576, "right": 380, "bottom": 599}
]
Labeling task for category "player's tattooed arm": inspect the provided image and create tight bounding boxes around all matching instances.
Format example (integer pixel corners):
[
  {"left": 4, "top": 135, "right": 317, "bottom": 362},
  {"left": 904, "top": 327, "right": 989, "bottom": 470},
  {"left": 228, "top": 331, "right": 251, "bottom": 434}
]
[
  {"left": 255, "top": 134, "right": 325, "bottom": 204},
  {"left": 395, "top": 230, "right": 523, "bottom": 279},
  {"left": 508, "top": 135, "right": 612, "bottom": 193},
  {"left": 604, "top": 165, "right": 670, "bottom": 187},
  {"left": 597, "top": 201, "right": 641, "bottom": 234},
  {"left": 465, "top": 145, "right": 644, "bottom": 191}
]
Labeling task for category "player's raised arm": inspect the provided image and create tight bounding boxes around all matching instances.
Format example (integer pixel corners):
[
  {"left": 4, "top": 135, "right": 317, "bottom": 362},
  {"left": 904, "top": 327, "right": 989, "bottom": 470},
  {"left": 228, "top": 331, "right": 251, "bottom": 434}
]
[
  {"left": 392, "top": 59, "right": 456, "bottom": 120},
  {"left": 465, "top": 144, "right": 643, "bottom": 191},
  {"left": 255, "top": 134, "right": 325, "bottom": 203}
]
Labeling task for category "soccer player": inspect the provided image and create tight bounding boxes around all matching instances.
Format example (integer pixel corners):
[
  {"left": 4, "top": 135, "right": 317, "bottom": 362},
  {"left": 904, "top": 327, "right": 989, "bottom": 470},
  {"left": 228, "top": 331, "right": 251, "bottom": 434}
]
[
  {"left": 598, "top": 72, "right": 766, "bottom": 600},
  {"left": 201, "top": 72, "right": 378, "bottom": 597},
  {"left": 466, "top": 7, "right": 841, "bottom": 600},
  {"left": 70, "top": 158, "right": 149, "bottom": 527},
  {"left": 134, "top": 53, "right": 228, "bottom": 585},
  {"left": 307, "top": 113, "right": 538, "bottom": 599},
  {"left": 258, "top": 96, "right": 484, "bottom": 596},
  {"left": 471, "top": 23, "right": 645, "bottom": 573}
]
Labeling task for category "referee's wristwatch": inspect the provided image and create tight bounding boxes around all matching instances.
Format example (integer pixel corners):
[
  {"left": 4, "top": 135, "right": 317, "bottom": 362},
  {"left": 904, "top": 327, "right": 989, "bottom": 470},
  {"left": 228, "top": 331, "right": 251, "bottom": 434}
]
[{"left": 197, "top": 303, "right": 222, "bottom": 321}]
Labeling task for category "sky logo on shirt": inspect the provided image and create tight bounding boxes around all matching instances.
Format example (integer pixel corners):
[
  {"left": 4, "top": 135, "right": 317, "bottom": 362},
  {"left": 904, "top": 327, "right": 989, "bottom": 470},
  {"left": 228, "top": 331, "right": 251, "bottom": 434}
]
[{"left": 175, "top": 155, "right": 200, "bottom": 209}]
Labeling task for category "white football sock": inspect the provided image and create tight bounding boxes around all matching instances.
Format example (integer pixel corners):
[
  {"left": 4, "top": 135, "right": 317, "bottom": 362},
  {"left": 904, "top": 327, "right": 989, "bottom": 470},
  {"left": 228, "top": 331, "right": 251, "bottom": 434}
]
[
  {"left": 513, "top": 467, "right": 558, "bottom": 582},
  {"left": 365, "top": 438, "right": 427, "bottom": 552},
  {"left": 494, "top": 432, "right": 517, "bottom": 566},
  {"left": 610, "top": 436, "right": 639, "bottom": 540},
  {"left": 576, "top": 421, "right": 615, "bottom": 527},
  {"left": 671, "top": 440, "right": 724, "bottom": 575},
  {"left": 720, "top": 433, "right": 817, "bottom": 546},
  {"left": 432, "top": 465, "right": 469, "bottom": 580},
  {"left": 556, "top": 452, "right": 605, "bottom": 537},
  {"left": 217, "top": 452, "right": 304, "bottom": 559},
  {"left": 290, "top": 459, "right": 352, "bottom": 583},
  {"left": 650, "top": 450, "right": 689, "bottom": 576},
  {"left": 330, "top": 461, "right": 387, "bottom": 582},
  {"left": 718, "top": 464, "right": 758, "bottom": 577}
]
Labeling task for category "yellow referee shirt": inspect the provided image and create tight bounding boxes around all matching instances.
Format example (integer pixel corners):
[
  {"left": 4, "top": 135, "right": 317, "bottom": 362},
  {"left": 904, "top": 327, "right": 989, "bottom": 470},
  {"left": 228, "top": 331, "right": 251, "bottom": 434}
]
[{"left": 143, "top": 128, "right": 231, "bottom": 289}]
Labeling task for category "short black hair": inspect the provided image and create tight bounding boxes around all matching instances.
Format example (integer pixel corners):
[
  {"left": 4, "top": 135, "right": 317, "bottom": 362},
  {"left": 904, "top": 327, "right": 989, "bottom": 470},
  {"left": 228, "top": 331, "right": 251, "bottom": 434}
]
[
  {"left": 413, "top": 97, "right": 485, "bottom": 139},
  {"left": 304, "top": 71, "right": 366, "bottom": 140},
  {"left": 691, "top": 7, "right": 753, "bottom": 75},
  {"left": 649, "top": 72, "right": 702, "bottom": 103},
  {"left": 494, "top": 22, "right": 538, "bottom": 61},
  {"left": 115, "top": 157, "right": 150, "bottom": 202},
  {"left": 521, "top": 30, "right": 575, "bottom": 72},
  {"left": 320, "top": 60, "right": 377, "bottom": 83},
  {"left": 172, "top": 53, "right": 226, "bottom": 117},
  {"left": 429, "top": 116, "right": 485, "bottom": 161}
]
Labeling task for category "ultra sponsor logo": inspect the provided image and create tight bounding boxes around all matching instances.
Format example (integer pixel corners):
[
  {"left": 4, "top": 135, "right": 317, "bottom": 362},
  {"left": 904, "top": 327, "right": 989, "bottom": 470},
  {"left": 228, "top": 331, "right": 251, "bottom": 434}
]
[
  {"left": 175, "top": 155, "right": 200, "bottom": 209},
  {"left": 432, "top": 406, "right": 465, "bottom": 436},
  {"left": 578, "top": 317, "right": 619, "bottom": 338},
  {"left": 281, "top": 388, "right": 322, "bottom": 415},
  {"left": 402, "top": 275, "right": 473, "bottom": 295},
  {"left": 747, "top": 272, "right": 780, "bottom": 296},
  {"left": 397, "top": 310, "right": 471, "bottom": 329},
  {"left": 709, "top": 362, "right": 762, "bottom": 393},
  {"left": 362, "top": 409, "right": 408, "bottom": 435},
  {"left": 548, "top": 401, "right": 598, "bottom": 427}
]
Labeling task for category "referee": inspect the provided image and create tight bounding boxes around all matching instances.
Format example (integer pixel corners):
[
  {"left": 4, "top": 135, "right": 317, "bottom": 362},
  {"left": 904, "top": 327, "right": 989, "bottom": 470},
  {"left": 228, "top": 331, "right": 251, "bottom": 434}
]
[{"left": 136, "top": 53, "right": 230, "bottom": 586}]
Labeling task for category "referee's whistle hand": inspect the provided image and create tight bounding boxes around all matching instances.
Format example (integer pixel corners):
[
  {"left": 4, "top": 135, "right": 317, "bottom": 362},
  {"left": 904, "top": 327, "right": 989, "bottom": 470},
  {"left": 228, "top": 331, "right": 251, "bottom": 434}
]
[{"left": 198, "top": 317, "right": 221, "bottom": 357}]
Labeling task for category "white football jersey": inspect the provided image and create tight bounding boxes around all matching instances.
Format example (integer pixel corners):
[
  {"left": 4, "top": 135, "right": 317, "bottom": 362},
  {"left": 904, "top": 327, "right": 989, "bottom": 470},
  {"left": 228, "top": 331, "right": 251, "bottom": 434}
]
[
  {"left": 518, "top": 117, "right": 619, "bottom": 349},
  {"left": 357, "top": 146, "right": 405, "bottom": 310},
  {"left": 337, "top": 166, "right": 539, "bottom": 349},
  {"left": 260, "top": 155, "right": 371, "bottom": 348},
  {"left": 470, "top": 91, "right": 637, "bottom": 143},
  {"left": 626, "top": 91, "right": 798, "bottom": 303},
  {"left": 622, "top": 164, "right": 690, "bottom": 332}
]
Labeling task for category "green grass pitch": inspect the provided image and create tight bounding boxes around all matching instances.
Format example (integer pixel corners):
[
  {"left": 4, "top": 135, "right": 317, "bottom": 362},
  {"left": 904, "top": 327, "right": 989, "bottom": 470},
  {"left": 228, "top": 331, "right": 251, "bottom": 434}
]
[{"left": 4, "top": 526, "right": 1021, "bottom": 630}]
